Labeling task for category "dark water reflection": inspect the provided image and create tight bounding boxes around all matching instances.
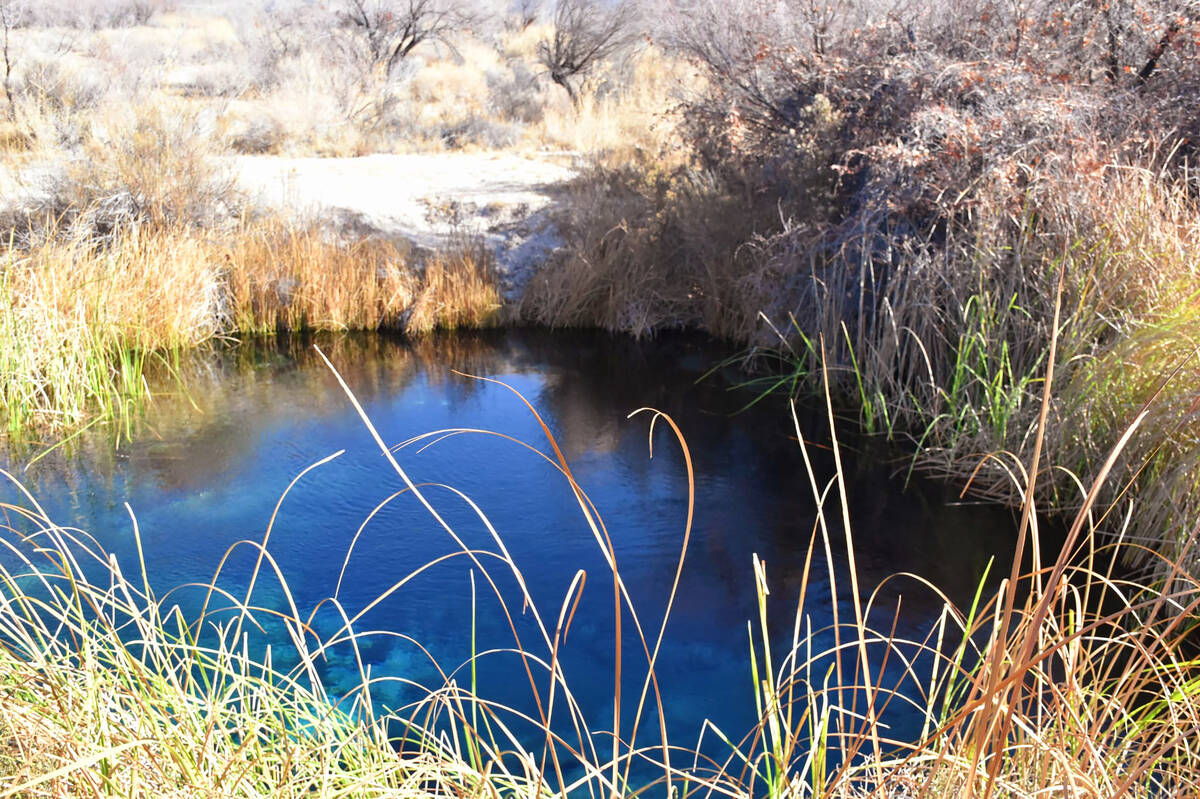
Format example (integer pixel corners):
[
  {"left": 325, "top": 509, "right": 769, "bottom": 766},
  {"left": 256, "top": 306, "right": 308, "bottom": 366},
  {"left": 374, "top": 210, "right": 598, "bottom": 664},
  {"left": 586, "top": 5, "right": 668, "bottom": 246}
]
[{"left": 5, "top": 329, "right": 1025, "bottom": 774}]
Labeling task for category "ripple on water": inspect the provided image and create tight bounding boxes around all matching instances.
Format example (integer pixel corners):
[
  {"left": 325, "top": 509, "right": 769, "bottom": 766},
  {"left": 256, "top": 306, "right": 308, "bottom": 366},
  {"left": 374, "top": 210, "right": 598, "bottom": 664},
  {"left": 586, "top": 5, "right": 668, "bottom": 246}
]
[{"left": 4, "top": 329, "right": 1025, "bottom": 765}]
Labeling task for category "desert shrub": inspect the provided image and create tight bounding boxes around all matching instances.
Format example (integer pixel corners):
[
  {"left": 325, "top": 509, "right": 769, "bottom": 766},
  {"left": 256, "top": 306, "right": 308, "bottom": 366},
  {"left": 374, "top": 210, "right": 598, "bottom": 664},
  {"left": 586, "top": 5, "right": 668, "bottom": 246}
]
[
  {"left": 222, "top": 108, "right": 283, "bottom": 154},
  {"left": 71, "top": 104, "right": 237, "bottom": 230},
  {"left": 173, "top": 47, "right": 253, "bottom": 99},
  {"left": 16, "top": 55, "right": 107, "bottom": 113},
  {"left": 326, "top": 0, "right": 486, "bottom": 83},
  {"left": 12, "top": 0, "right": 173, "bottom": 29},
  {"left": 439, "top": 113, "right": 522, "bottom": 147},
  {"left": 233, "top": 0, "right": 326, "bottom": 91},
  {"left": 247, "top": 0, "right": 493, "bottom": 132},
  {"left": 664, "top": 0, "right": 1200, "bottom": 230},
  {"left": 537, "top": 0, "right": 639, "bottom": 106},
  {"left": 0, "top": 103, "right": 237, "bottom": 245},
  {"left": 0, "top": 119, "right": 28, "bottom": 149},
  {"left": 485, "top": 59, "right": 544, "bottom": 123},
  {"left": 521, "top": 153, "right": 788, "bottom": 339}
]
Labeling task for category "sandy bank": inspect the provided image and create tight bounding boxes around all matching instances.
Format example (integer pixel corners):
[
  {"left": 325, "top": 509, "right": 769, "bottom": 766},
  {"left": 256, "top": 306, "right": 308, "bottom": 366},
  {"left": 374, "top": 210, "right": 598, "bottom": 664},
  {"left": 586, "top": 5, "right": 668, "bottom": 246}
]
[{"left": 231, "top": 152, "right": 578, "bottom": 299}]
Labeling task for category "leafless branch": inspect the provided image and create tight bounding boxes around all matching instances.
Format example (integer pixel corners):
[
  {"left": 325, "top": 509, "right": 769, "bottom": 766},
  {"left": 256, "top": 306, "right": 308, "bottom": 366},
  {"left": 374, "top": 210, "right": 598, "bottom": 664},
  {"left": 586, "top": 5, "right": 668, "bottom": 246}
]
[{"left": 537, "top": 0, "right": 638, "bottom": 106}]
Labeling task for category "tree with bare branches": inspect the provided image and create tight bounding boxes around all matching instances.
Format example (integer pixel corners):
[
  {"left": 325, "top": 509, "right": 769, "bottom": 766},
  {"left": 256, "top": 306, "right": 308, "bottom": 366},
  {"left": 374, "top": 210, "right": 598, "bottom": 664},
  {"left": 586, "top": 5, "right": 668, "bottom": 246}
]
[
  {"left": 508, "top": 0, "right": 543, "bottom": 30},
  {"left": 333, "top": 0, "right": 482, "bottom": 81},
  {"left": 537, "top": 0, "right": 637, "bottom": 106},
  {"left": 0, "top": 0, "right": 24, "bottom": 122}
]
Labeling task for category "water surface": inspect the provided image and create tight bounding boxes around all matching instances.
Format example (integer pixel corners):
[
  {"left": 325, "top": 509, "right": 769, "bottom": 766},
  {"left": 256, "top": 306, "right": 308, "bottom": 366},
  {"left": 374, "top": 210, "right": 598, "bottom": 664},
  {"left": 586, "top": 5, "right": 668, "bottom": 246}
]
[{"left": 5, "top": 330, "right": 1022, "bottom": 774}]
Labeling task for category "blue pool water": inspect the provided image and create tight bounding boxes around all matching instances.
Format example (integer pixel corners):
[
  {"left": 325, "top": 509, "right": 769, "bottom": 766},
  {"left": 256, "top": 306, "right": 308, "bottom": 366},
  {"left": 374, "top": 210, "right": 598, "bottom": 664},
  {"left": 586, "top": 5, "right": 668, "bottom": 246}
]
[{"left": 4, "top": 330, "right": 1021, "bottom": 780}]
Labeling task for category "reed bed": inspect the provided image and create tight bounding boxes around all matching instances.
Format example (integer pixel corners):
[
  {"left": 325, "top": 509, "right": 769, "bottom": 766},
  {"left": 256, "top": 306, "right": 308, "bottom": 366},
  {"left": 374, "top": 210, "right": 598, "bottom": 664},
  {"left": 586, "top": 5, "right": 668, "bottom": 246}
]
[
  {"left": 0, "top": 352, "right": 1197, "bottom": 798},
  {"left": 405, "top": 241, "right": 504, "bottom": 336},
  {"left": 0, "top": 217, "right": 502, "bottom": 440},
  {"left": 524, "top": 156, "right": 1200, "bottom": 580},
  {"left": 224, "top": 221, "right": 417, "bottom": 333}
]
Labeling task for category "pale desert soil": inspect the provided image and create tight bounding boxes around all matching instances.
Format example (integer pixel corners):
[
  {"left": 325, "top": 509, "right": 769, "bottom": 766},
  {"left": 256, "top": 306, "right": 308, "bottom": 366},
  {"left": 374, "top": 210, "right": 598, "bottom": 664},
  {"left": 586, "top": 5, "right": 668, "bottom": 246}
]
[
  {"left": 0, "top": 150, "right": 578, "bottom": 300},
  {"left": 231, "top": 152, "right": 578, "bottom": 298}
]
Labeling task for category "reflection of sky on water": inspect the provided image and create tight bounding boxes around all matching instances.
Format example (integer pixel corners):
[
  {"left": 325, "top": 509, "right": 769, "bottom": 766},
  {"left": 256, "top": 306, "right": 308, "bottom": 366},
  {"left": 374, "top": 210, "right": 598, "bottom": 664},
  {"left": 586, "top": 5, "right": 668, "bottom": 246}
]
[{"left": 3, "top": 329, "right": 1024, "bottom": 774}]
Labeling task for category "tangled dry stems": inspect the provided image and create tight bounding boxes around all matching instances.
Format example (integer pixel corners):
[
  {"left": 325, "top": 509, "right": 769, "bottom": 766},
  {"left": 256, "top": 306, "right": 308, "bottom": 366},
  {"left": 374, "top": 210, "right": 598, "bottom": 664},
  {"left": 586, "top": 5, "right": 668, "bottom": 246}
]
[{"left": 520, "top": 3, "right": 1200, "bottom": 581}]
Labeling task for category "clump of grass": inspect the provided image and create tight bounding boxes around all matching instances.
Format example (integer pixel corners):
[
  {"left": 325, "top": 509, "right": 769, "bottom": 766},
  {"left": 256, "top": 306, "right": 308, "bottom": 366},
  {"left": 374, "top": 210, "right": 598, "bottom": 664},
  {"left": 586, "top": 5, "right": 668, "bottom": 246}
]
[
  {"left": 0, "top": 215, "right": 502, "bottom": 440},
  {"left": 0, "top": 223, "right": 221, "bottom": 436},
  {"left": 405, "top": 242, "right": 503, "bottom": 336},
  {"left": 69, "top": 102, "right": 237, "bottom": 230},
  {"left": 0, "top": 538, "right": 509, "bottom": 797},
  {"left": 520, "top": 152, "right": 785, "bottom": 340},
  {"left": 223, "top": 220, "right": 416, "bottom": 334},
  {"left": 1, "top": 352, "right": 1197, "bottom": 798}
]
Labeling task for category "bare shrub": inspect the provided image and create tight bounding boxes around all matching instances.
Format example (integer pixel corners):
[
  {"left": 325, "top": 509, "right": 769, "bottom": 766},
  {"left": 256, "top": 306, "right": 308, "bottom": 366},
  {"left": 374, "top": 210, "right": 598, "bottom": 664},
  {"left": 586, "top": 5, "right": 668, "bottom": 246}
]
[
  {"left": 12, "top": 0, "right": 174, "bottom": 29},
  {"left": 222, "top": 109, "right": 283, "bottom": 154},
  {"left": 17, "top": 55, "right": 107, "bottom": 112},
  {"left": 521, "top": 154, "right": 786, "bottom": 339},
  {"left": 329, "top": 0, "right": 485, "bottom": 82},
  {"left": 71, "top": 105, "right": 237, "bottom": 231},
  {"left": 442, "top": 114, "right": 522, "bottom": 147},
  {"left": 237, "top": 0, "right": 339, "bottom": 94},
  {"left": 508, "top": 0, "right": 544, "bottom": 30},
  {"left": 253, "top": 2, "right": 490, "bottom": 133},
  {"left": 653, "top": 0, "right": 1200, "bottom": 307},
  {"left": 0, "top": 118, "right": 29, "bottom": 149},
  {"left": 537, "top": 0, "right": 637, "bottom": 105},
  {"left": 486, "top": 59, "right": 544, "bottom": 122}
]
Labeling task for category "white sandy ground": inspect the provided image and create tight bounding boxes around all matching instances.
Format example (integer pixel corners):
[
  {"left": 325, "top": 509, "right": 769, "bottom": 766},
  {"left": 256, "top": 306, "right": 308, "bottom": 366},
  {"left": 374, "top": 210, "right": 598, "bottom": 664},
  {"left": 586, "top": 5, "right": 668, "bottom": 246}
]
[
  {"left": 230, "top": 152, "right": 579, "bottom": 299},
  {"left": 0, "top": 151, "right": 578, "bottom": 300}
]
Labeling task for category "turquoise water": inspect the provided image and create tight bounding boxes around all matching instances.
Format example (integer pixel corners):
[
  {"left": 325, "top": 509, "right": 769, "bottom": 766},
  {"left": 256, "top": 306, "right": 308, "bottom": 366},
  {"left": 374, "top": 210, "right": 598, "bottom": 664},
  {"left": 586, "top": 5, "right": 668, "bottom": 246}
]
[{"left": 4, "top": 330, "right": 1021, "bottom": 780}]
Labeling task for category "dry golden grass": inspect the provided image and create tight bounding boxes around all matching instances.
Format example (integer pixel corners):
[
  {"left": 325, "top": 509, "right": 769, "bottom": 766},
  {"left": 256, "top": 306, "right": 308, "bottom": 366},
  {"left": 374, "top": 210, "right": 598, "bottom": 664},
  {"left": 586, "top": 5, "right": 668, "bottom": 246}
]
[
  {"left": 0, "top": 122, "right": 34, "bottom": 153},
  {"left": 223, "top": 222, "right": 501, "bottom": 336},
  {"left": 0, "top": 663, "right": 82, "bottom": 795},
  {"left": 224, "top": 221, "right": 417, "bottom": 333},
  {"left": 406, "top": 242, "right": 503, "bottom": 335},
  {"left": 1, "top": 225, "right": 224, "bottom": 434},
  {"left": 520, "top": 152, "right": 783, "bottom": 340},
  {"left": 0, "top": 215, "right": 502, "bottom": 437},
  {"left": 0, "top": 6, "right": 690, "bottom": 164},
  {"left": 528, "top": 46, "right": 695, "bottom": 157},
  {"left": 69, "top": 103, "right": 234, "bottom": 227}
]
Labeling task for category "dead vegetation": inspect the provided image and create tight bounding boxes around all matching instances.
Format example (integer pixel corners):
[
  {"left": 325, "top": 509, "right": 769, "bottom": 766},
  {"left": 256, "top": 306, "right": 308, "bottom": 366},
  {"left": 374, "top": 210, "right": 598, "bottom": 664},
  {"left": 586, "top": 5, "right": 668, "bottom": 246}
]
[
  {"left": 0, "top": 0, "right": 682, "bottom": 160},
  {"left": 0, "top": 204, "right": 500, "bottom": 437},
  {"left": 517, "top": 0, "right": 1200, "bottom": 581}
]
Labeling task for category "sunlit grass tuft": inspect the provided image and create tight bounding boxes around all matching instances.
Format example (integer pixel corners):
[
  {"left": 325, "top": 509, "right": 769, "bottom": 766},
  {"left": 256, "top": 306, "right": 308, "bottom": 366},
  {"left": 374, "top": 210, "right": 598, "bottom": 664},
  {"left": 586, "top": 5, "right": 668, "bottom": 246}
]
[
  {"left": 224, "top": 220, "right": 416, "bottom": 334},
  {"left": 0, "top": 216, "right": 503, "bottom": 441},
  {"left": 405, "top": 242, "right": 503, "bottom": 336}
]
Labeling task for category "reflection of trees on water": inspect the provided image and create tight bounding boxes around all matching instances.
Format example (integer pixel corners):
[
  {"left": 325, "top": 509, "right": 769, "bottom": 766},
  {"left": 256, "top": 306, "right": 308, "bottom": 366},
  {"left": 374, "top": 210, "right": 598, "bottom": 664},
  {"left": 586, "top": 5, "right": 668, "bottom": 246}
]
[
  {"left": 9, "top": 329, "right": 1025, "bottom": 618},
  {"left": 497, "top": 331, "right": 1025, "bottom": 617},
  {"left": 16, "top": 332, "right": 516, "bottom": 496}
]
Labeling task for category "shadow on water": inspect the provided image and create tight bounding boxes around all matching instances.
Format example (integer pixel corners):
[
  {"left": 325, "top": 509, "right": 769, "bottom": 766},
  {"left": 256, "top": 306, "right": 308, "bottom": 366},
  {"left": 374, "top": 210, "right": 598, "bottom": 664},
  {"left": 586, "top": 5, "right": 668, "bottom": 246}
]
[{"left": 2, "top": 328, "right": 1058, "bottom": 780}]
